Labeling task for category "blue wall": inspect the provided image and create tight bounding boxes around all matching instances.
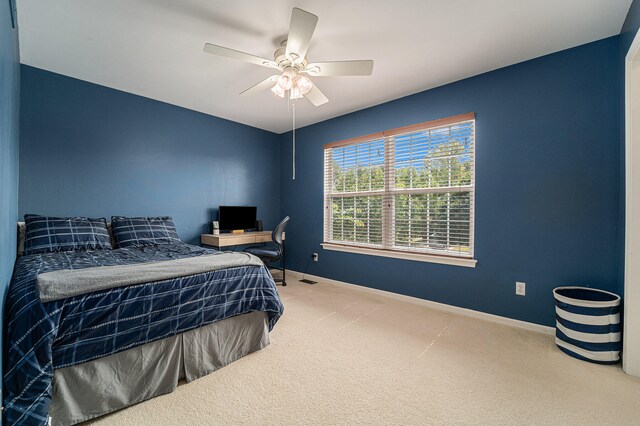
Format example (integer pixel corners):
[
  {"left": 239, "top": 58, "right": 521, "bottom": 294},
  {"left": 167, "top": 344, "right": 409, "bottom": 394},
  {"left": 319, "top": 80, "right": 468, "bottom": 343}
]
[
  {"left": 1, "top": 0, "right": 20, "bottom": 375},
  {"left": 280, "top": 36, "right": 622, "bottom": 327},
  {"left": 19, "top": 66, "right": 281, "bottom": 245},
  {"left": 16, "top": 30, "right": 627, "bottom": 329}
]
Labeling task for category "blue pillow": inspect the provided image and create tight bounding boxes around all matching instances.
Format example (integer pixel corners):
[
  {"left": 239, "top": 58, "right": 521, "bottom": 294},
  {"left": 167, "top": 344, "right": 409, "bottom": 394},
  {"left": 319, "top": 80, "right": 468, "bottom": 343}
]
[
  {"left": 24, "top": 214, "right": 112, "bottom": 255},
  {"left": 111, "top": 216, "right": 180, "bottom": 248}
]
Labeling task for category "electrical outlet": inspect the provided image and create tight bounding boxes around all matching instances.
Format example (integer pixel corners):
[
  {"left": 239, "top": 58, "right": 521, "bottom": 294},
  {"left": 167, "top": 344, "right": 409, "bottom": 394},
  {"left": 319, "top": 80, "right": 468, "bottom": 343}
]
[
  {"left": 312, "top": 253, "right": 319, "bottom": 262},
  {"left": 516, "top": 282, "right": 526, "bottom": 296}
]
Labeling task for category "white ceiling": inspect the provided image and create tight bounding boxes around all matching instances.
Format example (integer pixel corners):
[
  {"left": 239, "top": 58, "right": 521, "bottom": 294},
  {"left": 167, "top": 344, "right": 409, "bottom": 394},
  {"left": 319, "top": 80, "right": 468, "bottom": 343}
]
[{"left": 17, "top": 0, "right": 632, "bottom": 134}]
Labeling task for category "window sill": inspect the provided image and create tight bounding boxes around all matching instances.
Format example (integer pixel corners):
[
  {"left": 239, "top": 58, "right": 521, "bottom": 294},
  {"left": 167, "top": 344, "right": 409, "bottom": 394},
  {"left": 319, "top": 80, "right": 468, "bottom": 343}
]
[{"left": 321, "top": 243, "right": 477, "bottom": 268}]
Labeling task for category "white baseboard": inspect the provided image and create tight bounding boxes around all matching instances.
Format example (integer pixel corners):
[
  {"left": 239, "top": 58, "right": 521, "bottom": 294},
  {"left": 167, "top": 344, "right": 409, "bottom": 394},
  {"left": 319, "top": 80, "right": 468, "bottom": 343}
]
[{"left": 288, "top": 270, "right": 555, "bottom": 335}]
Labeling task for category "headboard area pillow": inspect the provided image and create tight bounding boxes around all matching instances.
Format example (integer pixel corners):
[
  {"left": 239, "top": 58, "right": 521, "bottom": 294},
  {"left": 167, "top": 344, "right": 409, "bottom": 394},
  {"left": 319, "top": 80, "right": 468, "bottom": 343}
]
[
  {"left": 17, "top": 221, "right": 26, "bottom": 256},
  {"left": 24, "top": 215, "right": 112, "bottom": 255},
  {"left": 110, "top": 216, "right": 180, "bottom": 248}
]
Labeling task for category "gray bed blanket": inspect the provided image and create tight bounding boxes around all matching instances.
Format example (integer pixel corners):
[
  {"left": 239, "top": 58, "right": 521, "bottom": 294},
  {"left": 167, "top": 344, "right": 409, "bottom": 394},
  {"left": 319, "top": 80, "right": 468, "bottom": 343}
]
[{"left": 37, "top": 252, "right": 264, "bottom": 303}]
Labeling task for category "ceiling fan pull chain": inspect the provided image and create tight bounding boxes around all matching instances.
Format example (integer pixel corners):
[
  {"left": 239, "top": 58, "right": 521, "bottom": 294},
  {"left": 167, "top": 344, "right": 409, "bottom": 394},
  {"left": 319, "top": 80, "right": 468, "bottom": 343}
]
[{"left": 293, "top": 102, "right": 296, "bottom": 180}]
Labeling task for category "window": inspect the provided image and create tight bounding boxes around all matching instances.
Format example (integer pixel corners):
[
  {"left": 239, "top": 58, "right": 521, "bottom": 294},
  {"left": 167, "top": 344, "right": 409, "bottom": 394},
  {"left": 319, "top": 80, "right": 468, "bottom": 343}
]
[{"left": 323, "top": 113, "right": 476, "bottom": 266}]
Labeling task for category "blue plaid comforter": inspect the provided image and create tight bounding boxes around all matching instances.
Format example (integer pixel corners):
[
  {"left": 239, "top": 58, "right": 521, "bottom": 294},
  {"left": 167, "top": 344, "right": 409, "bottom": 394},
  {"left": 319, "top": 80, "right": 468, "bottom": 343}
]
[{"left": 3, "top": 243, "right": 284, "bottom": 425}]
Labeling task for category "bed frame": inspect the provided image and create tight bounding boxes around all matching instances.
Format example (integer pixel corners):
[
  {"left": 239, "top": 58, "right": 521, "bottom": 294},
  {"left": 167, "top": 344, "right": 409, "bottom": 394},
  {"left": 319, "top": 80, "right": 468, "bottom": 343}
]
[{"left": 14, "top": 223, "right": 274, "bottom": 424}]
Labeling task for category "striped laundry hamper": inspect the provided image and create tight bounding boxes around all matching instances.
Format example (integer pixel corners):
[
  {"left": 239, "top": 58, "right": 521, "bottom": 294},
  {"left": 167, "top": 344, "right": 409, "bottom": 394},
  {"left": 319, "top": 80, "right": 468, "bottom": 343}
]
[{"left": 553, "top": 286, "right": 621, "bottom": 364}]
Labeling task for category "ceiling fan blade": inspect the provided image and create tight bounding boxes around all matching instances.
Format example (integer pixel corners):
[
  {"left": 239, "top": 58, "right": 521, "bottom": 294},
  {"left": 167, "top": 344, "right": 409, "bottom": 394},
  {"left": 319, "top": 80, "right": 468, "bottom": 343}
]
[
  {"left": 285, "top": 8, "right": 318, "bottom": 63},
  {"left": 240, "top": 75, "right": 279, "bottom": 96},
  {"left": 304, "top": 60, "right": 374, "bottom": 77},
  {"left": 304, "top": 84, "right": 329, "bottom": 106},
  {"left": 203, "top": 43, "right": 277, "bottom": 69}
]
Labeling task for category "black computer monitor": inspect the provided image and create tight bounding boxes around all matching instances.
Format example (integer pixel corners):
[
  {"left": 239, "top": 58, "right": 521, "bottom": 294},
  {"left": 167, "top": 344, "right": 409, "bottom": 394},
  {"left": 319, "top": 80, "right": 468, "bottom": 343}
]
[{"left": 219, "top": 206, "right": 257, "bottom": 232}]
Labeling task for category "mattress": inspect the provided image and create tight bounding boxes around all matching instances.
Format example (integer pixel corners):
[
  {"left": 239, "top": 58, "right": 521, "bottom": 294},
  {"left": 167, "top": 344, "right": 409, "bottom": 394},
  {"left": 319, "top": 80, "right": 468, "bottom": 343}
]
[{"left": 3, "top": 242, "right": 284, "bottom": 425}]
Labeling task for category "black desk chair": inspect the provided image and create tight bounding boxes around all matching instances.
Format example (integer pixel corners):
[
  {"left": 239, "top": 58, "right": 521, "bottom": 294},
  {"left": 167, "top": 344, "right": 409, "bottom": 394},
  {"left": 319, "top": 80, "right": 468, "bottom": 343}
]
[{"left": 244, "top": 216, "right": 290, "bottom": 286}]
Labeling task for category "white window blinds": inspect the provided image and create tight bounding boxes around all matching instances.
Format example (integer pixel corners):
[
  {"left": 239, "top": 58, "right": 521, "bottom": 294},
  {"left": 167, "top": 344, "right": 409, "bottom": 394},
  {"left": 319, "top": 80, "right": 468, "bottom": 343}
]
[{"left": 324, "top": 113, "right": 475, "bottom": 259}]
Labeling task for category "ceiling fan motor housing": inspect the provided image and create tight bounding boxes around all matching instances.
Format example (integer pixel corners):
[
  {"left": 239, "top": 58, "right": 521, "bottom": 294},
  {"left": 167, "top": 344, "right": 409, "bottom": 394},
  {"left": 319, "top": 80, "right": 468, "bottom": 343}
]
[{"left": 274, "top": 43, "right": 308, "bottom": 73}]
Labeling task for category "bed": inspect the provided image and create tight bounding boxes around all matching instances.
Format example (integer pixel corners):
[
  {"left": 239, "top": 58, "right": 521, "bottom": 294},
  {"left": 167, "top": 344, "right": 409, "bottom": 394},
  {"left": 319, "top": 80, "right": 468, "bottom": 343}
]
[{"left": 3, "top": 217, "right": 284, "bottom": 425}]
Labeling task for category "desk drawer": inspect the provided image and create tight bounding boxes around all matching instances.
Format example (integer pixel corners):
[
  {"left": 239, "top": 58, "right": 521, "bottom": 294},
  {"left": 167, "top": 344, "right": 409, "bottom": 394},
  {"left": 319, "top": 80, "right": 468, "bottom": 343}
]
[
  {"left": 254, "top": 233, "right": 272, "bottom": 243},
  {"left": 226, "top": 235, "right": 258, "bottom": 245},
  {"left": 200, "top": 234, "right": 220, "bottom": 247},
  {"left": 201, "top": 231, "right": 282, "bottom": 248}
]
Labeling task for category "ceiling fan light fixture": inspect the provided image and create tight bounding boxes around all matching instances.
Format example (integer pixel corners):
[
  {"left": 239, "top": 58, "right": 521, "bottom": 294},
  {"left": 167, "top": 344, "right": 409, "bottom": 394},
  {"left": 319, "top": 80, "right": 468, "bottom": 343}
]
[
  {"left": 290, "top": 86, "right": 303, "bottom": 100},
  {"left": 271, "top": 84, "right": 285, "bottom": 98},
  {"left": 277, "top": 72, "right": 293, "bottom": 90},
  {"left": 296, "top": 75, "right": 313, "bottom": 95}
]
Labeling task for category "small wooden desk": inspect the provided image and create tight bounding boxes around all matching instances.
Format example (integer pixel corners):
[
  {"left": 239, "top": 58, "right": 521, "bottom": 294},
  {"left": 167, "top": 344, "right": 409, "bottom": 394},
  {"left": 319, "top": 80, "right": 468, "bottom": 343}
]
[{"left": 200, "top": 231, "right": 284, "bottom": 248}]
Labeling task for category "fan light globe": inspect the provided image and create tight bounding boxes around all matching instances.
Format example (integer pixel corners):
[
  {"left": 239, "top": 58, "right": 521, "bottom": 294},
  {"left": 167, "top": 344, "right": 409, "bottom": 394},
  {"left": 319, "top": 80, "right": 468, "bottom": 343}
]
[
  {"left": 271, "top": 84, "right": 285, "bottom": 98},
  {"left": 290, "top": 86, "right": 303, "bottom": 100},
  {"left": 296, "top": 75, "right": 313, "bottom": 95},
  {"left": 277, "top": 73, "right": 293, "bottom": 90}
]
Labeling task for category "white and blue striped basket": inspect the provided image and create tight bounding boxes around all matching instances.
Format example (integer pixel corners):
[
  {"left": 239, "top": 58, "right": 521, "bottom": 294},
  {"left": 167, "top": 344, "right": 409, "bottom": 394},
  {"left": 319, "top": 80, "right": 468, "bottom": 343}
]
[{"left": 553, "top": 286, "right": 621, "bottom": 364}]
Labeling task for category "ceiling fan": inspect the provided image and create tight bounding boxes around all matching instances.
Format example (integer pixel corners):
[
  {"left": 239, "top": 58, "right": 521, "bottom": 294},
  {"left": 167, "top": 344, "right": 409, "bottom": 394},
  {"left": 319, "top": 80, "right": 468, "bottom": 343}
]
[{"left": 203, "top": 7, "right": 374, "bottom": 106}]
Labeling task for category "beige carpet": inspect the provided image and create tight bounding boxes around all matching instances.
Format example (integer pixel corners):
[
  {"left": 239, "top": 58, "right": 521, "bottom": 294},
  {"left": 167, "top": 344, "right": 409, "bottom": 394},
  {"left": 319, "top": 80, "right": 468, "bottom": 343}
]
[{"left": 90, "top": 277, "right": 640, "bottom": 425}]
